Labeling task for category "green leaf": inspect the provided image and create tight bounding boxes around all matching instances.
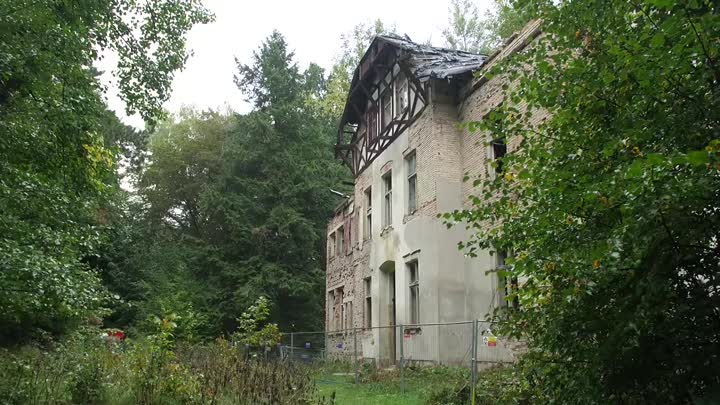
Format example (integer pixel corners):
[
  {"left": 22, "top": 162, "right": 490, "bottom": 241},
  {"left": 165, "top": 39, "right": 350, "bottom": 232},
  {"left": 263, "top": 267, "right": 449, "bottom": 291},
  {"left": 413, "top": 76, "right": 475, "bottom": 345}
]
[
  {"left": 650, "top": 33, "right": 666, "bottom": 48},
  {"left": 687, "top": 151, "right": 709, "bottom": 166}
]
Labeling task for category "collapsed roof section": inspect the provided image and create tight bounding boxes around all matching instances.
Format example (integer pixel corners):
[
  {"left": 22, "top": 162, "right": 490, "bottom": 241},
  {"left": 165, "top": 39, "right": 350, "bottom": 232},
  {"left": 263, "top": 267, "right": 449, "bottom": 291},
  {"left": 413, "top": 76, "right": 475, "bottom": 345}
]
[
  {"left": 377, "top": 34, "right": 487, "bottom": 81},
  {"left": 336, "top": 34, "right": 487, "bottom": 176}
]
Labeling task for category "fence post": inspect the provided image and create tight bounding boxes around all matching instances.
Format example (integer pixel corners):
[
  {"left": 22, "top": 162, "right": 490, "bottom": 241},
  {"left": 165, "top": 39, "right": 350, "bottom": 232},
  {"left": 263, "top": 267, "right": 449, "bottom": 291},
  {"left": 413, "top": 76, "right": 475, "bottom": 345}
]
[
  {"left": 399, "top": 324, "right": 404, "bottom": 394},
  {"left": 354, "top": 327, "right": 359, "bottom": 384},
  {"left": 471, "top": 320, "right": 478, "bottom": 405},
  {"left": 290, "top": 332, "right": 294, "bottom": 362}
]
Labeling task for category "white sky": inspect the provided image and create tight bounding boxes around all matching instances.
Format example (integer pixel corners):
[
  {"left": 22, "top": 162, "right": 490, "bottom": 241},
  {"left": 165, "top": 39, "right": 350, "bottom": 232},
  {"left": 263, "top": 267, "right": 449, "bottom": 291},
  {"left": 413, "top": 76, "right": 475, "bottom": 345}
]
[{"left": 98, "top": 0, "right": 494, "bottom": 129}]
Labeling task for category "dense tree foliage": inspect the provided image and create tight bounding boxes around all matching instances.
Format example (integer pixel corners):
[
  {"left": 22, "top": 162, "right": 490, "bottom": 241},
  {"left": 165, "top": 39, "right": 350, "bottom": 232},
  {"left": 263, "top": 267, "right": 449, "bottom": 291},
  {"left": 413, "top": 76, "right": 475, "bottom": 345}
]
[
  {"left": 449, "top": 0, "right": 720, "bottom": 402},
  {"left": 100, "top": 32, "right": 349, "bottom": 337},
  {"left": 0, "top": 0, "right": 211, "bottom": 343}
]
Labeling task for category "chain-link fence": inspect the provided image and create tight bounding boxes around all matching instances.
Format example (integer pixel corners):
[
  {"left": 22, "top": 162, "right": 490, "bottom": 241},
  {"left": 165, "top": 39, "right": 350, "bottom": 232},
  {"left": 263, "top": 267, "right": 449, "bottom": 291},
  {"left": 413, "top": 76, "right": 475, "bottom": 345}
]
[{"left": 279, "top": 320, "right": 523, "bottom": 394}]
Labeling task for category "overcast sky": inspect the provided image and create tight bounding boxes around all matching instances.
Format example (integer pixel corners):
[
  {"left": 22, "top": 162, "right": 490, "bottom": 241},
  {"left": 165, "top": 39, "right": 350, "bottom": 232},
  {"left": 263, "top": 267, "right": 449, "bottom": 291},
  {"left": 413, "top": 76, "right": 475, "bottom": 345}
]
[{"left": 98, "top": 0, "right": 494, "bottom": 129}]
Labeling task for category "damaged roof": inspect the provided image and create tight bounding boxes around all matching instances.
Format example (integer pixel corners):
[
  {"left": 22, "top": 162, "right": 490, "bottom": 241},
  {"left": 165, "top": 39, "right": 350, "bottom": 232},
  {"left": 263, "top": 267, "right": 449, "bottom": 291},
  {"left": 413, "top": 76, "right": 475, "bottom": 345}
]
[{"left": 375, "top": 33, "right": 487, "bottom": 80}]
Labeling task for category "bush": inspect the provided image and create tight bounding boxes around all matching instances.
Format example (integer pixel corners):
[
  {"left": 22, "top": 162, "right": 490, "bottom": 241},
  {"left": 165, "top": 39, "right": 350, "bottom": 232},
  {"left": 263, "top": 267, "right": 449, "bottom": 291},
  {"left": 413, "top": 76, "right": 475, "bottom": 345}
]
[{"left": 0, "top": 322, "right": 327, "bottom": 405}]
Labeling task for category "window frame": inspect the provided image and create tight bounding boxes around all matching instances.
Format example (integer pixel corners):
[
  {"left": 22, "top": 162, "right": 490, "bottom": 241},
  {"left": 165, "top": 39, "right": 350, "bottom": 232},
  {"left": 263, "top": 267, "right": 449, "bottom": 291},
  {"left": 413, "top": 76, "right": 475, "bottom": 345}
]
[
  {"left": 408, "top": 260, "right": 420, "bottom": 325},
  {"left": 381, "top": 89, "right": 393, "bottom": 130},
  {"left": 364, "top": 277, "right": 372, "bottom": 328},
  {"left": 328, "top": 290, "right": 335, "bottom": 331},
  {"left": 491, "top": 137, "right": 507, "bottom": 174},
  {"left": 336, "top": 225, "right": 344, "bottom": 256},
  {"left": 395, "top": 73, "right": 408, "bottom": 117},
  {"left": 364, "top": 187, "right": 372, "bottom": 240},
  {"left": 367, "top": 106, "right": 378, "bottom": 145},
  {"left": 328, "top": 232, "right": 336, "bottom": 258},
  {"left": 382, "top": 171, "right": 392, "bottom": 228},
  {"left": 405, "top": 151, "right": 417, "bottom": 214}
]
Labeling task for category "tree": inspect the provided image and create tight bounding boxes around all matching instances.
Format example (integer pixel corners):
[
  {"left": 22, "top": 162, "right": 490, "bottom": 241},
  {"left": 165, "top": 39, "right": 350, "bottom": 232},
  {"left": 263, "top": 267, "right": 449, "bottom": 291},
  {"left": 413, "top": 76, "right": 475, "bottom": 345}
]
[
  {"left": 110, "top": 32, "right": 348, "bottom": 336},
  {"left": 449, "top": 0, "right": 720, "bottom": 402},
  {"left": 442, "top": 0, "right": 528, "bottom": 54},
  {"left": 0, "top": 0, "right": 212, "bottom": 343},
  {"left": 443, "top": 0, "right": 490, "bottom": 53},
  {"left": 318, "top": 20, "right": 393, "bottom": 122}
]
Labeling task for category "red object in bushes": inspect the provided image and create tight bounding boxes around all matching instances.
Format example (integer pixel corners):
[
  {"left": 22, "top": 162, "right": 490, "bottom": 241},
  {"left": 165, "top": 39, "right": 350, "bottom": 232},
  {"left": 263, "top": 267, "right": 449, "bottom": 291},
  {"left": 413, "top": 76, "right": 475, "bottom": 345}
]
[{"left": 107, "top": 329, "right": 126, "bottom": 341}]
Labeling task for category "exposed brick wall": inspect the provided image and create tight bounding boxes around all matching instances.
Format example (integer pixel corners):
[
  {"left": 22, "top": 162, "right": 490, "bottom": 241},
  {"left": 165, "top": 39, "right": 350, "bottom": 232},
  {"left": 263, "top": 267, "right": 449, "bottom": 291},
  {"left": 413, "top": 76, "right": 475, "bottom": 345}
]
[{"left": 458, "top": 20, "right": 547, "bottom": 209}]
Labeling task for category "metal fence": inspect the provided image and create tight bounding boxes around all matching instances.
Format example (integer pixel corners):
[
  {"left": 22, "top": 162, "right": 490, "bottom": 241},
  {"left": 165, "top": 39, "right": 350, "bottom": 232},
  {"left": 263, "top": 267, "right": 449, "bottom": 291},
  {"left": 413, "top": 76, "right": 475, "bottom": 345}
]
[{"left": 279, "top": 320, "right": 522, "bottom": 395}]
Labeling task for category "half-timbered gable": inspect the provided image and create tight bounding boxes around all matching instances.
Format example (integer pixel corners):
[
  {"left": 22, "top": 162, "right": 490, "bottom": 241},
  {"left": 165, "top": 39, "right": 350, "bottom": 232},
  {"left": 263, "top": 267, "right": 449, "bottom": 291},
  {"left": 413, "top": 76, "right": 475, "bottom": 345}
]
[{"left": 335, "top": 35, "right": 486, "bottom": 176}]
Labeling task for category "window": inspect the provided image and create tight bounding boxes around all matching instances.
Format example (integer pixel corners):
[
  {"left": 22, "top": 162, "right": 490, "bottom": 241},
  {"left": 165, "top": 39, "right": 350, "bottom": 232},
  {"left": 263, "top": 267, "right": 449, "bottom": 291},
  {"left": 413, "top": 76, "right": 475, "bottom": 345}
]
[
  {"left": 334, "top": 287, "right": 344, "bottom": 330},
  {"left": 408, "top": 261, "right": 420, "bottom": 324},
  {"left": 348, "top": 301, "right": 353, "bottom": 329},
  {"left": 328, "top": 290, "right": 335, "bottom": 331},
  {"left": 347, "top": 220, "right": 352, "bottom": 253},
  {"left": 368, "top": 107, "right": 378, "bottom": 144},
  {"left": 382, "top": 172, "right": 392, "bottom": 227},
  {"left": 328, "top": 232, "right": 336, "bottom": 258},
  {"left": 364, "top": 277, "right": 372, "bottom": 328},
  {"left": 341, "top": 301, "right": 345, "bottom": 331},
  {"left": 364, "top": 187, "right": 372, "bottom": 239},
  {"left": 492, "top": 138, "right": 507, "bottom": 174},
  {"left": 381, "top": 90, "right": 392, "bottom": 129},
  {"left": 496, "top": 251, "right": 519, "bottom": 310},
  {"left": 336, "top": 226, "right": 344, "bottom": 256},
  {"left": 405, "top": 152, "right": 417, "bottom": 213},
  {"left": 395, "top": 73, "right": 408, "bottom": 117}
]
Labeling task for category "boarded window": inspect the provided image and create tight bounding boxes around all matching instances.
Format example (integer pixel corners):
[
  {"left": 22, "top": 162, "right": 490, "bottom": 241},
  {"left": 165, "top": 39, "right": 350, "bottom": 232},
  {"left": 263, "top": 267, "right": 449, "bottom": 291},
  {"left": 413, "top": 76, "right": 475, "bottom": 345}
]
[
  {"left": 406, "top": 152, "right": 417, "bottom": 213},
  {"left": 408, "top": 261, "right": 419, "bottom": 324}
]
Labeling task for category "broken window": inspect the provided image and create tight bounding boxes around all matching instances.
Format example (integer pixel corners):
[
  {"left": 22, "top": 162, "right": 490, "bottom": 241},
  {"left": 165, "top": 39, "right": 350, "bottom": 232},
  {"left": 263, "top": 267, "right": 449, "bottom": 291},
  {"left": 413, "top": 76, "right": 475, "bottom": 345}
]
[
  {"left": 335, "top": 287, "right": 344, "bottom": 331},
  {"left": 367, "top": 106, "right": 378, "bottom": 145},
  {"left": 364, "top": 187, "right": 372, "bottom": 239},
  {"left": 408, "top": 261, "right": 420, "bottom": 324},
  {"left": 406, "top": 151, "right": 417, "bottom": 213},
  {"left": 328, "top": 290, "right": 335, "bottom": 331},
  {"left": 364, "top": 277, "right": 372, "bottom": 328},
  {"left": 382, "top": 172, "right": 392, "bottom": 228},
  {"left": 395, "top": 73, "right": 408, "bottom": 117},
  {"left": 328, "top": 232, "right": 336, "bottom": 258},
  {"left": 336, "top": 225, "right": 344, "bottom": 256},
  {"left": 381, "top": 90, "right": 393, "bottom": 130},
  {"left": 492, "top": 138, "right": 507, "bottom": 174}
]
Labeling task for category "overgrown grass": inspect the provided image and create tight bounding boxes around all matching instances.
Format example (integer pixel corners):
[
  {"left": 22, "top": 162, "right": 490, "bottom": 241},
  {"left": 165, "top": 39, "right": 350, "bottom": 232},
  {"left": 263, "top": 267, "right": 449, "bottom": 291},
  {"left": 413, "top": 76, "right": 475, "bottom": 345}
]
[
  {"left": 0, "top": 327, "right": 521, "bottom": 404},
  {"left": 313, "top": 361, "right": 474, "bottom": 404},
  {"left": 0, "top": 327, "right": 330, "bottom": 404}
]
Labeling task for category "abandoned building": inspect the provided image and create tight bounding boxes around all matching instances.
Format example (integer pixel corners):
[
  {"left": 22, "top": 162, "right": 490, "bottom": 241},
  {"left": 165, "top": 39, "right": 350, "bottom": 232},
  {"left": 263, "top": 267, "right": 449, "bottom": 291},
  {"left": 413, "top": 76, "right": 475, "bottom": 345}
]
[{"left": 325, "top": 21, "right": 543, "bottom": 365}]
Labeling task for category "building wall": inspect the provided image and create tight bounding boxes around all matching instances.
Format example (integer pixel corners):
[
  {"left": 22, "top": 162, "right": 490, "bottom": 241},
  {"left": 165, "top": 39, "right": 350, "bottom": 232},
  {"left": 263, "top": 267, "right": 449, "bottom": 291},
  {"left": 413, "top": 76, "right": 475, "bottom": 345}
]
[{"left": 325, "top": 20, "right": 544, "bottom": 365}]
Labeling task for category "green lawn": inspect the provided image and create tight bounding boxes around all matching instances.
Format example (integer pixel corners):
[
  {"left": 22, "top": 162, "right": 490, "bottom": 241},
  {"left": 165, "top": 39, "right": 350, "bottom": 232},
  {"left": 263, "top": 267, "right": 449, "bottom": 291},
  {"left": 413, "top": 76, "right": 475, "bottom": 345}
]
[{"left": 316, "top": 373, "right": 425, "bottom": 404}]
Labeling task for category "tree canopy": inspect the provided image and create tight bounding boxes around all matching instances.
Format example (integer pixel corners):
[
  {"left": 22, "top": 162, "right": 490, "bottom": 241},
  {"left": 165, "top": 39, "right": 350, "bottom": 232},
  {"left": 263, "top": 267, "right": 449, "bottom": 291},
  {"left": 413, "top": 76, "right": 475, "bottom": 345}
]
[
  {"left": 0, "top": 0, "right": 212, "bottom": 343},
  {"left": 448, "top": 0, "right": 720, "bottom": 402},
  {"left": 99, "top": 32, "right": 349, "bottom": 337}
]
